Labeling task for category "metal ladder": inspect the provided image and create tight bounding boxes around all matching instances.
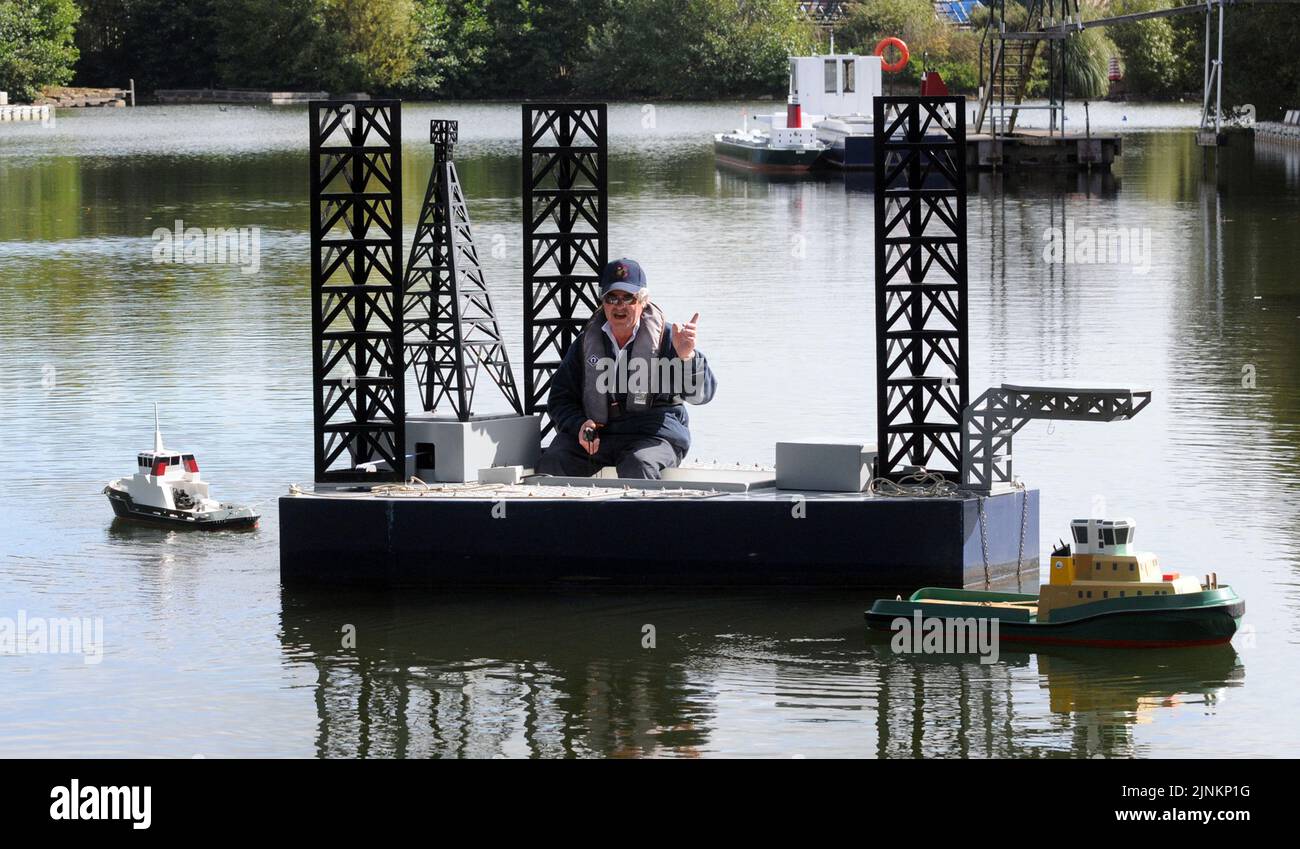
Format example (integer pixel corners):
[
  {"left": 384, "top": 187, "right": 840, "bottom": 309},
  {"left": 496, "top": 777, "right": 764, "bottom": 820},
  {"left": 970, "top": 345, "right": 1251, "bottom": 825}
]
[{"left": 974, "top": 0, "right": 1076, "bottom": 135}]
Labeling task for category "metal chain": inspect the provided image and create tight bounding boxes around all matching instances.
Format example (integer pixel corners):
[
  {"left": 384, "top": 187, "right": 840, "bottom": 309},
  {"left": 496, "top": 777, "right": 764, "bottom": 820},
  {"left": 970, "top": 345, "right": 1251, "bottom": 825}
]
[
  {"left": 1015, "top": 484, "right": 1029, "bottom": 592},
  {"left": 978, "top": 494, "right": 991, "bottom": 589}
]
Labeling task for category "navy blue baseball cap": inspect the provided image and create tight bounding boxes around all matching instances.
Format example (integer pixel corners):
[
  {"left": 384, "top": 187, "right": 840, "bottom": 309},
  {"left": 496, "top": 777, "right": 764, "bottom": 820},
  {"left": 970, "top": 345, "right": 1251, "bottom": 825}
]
[{"left": 599, "top": 258, "right": 647, "bottom": 295}]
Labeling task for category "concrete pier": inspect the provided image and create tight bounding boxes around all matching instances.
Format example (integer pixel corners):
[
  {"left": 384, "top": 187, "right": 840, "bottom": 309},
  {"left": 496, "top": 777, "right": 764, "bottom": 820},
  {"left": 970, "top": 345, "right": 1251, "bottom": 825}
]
[
  {"left": 279, "top": 483, "right": 1039, "bottom": 590},
  {"left": 1255, "top": 112, "right": 1300, "bottom": 147},
  {"left": 0, "top": 104, "right": 50, "bottom": 122}
]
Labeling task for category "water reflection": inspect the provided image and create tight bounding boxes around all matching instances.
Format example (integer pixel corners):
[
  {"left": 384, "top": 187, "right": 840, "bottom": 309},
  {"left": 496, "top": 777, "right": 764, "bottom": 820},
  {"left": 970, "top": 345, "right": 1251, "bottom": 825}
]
[
  {"left": 281, "top": 590, "right": 1243, "bottom": 758},
  {"left": 281, "top": 590, "right": 719, "bottom": 758},
  {"left": 1031, "top": 646, "right": 1243, "bottom": 759}
]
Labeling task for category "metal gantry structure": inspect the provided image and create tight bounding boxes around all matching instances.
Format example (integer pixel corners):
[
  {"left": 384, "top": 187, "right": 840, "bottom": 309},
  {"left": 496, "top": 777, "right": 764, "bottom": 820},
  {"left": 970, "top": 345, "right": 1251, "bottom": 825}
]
[
  {"left": 975, "top": 0, "right": 1079, "bottom": 137},
  {"left": 872, "top": 96, "right": 969, "bottom": 482},
  {"left": 309, "top": 100, "right": 405, "bottom": 483},
  {"left": 521, "top": 104, "right": 608, "bottom": 434},
  {"left": 402, "top": 119, "right": 522, "bottom": 420},
  {"left": 961, "top": 384, "right": 1153, "bottom": 492},
  {"left": 979, "top": 0, "right": 1300, "bottom": 143}
]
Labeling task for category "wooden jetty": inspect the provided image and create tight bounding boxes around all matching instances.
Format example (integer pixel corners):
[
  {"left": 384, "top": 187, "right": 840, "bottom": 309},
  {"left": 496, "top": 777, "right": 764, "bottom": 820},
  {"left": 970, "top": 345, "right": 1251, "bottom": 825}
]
[
  {"left": 35, "top": 85, "right": 133, "bottom": 108},
  {"left": 967, "top": 128, "right": 1122, "bottom": 171},
  {"left": 154, "top": 89, "right": 343, "bottom": 105}
]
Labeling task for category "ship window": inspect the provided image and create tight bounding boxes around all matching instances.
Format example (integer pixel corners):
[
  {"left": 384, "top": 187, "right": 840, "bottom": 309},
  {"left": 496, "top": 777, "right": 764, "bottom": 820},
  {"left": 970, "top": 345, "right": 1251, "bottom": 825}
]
[
  {"left": 824, "top": 60, "right": 837, "bottom": 93},
  {"left": 1120, "top": 591, "right": 1126, "bottom": 597},
  {"left": 1086, "top": 591, "right": 1092, "bottom": 598},
  {"left": 1137, "top": 591, "right": 1142, "bottom": 595},
  {"left": 1112, "top": 562, "right": 1118, "bottom": 571},
  {"left": 843, "top": 60, "right": 855, "bottom": 93},
  {"left": 1129, "top": 563, "right": 1135, "bottom": 571},
  {"left": 1072, "top": 525, "right": 1087, "bottom": 544},
  {"left": 1102, "top": 528, "right": 1115, "bottom": 546},
  {"left": 1077, "top": 591, "right": 1083, "bottom": 598},
  {"left": 1103, "top": 591, "right": 1109, "bottom": 598}
]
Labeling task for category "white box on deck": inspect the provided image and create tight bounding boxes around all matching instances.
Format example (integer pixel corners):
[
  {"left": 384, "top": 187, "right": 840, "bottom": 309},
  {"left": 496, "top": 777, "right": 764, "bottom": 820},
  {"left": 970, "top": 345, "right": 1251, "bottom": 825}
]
[
  {"left": 775, "top": 440, "right": 878, "bottom": 492},
  {"left": 478, "top": 465, "right": 526, "bottom": 485},
  {"left": 405, "top": 413, "right": 540, "bottom": 483}
]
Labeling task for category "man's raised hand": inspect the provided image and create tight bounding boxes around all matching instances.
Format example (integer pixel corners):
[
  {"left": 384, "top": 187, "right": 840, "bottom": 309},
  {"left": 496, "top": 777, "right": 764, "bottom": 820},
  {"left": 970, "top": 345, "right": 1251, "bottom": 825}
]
[{"left": 671, "top": 312, "right": 700, "bottom": 360}]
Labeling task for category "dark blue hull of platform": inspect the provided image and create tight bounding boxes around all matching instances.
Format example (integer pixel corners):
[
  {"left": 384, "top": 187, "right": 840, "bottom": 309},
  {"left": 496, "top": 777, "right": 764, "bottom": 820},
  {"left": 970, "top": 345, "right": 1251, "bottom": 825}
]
[
  {"left": 278, "top": 489, "right": 1038, "bottom": 590},
  {"left": 821, "top": 135, "right": 875, "bottom": 170}
]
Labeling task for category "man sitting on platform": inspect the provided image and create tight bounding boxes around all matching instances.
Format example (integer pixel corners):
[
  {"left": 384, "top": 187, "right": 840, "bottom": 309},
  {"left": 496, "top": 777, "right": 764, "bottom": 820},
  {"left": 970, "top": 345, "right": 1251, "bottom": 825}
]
[{"left": 536, "top": 258, "right": 717, "bottom": 480}]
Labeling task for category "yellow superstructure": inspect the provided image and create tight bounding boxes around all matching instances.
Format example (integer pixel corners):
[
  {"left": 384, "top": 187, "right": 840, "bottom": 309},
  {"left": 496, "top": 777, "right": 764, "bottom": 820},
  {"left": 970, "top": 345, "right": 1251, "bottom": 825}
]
[{"left": 1038, "top": 519, "right": 1203, "bottom": 621}]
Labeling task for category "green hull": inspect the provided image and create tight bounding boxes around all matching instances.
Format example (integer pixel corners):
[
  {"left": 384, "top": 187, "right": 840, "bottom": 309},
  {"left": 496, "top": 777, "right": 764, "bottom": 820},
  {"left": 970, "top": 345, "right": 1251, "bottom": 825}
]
[
  {"left": 866, "top": 586, "right": 1244, "bottom": 648},
  {"left": 713, "top": 138, "right": 823, "bottom": 172}
]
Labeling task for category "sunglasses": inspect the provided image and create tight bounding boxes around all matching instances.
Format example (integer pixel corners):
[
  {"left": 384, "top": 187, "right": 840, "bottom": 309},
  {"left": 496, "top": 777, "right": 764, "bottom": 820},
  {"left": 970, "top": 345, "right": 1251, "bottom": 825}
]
[{"left": 602, "top": 292, "right": 639, "bottom": 306}]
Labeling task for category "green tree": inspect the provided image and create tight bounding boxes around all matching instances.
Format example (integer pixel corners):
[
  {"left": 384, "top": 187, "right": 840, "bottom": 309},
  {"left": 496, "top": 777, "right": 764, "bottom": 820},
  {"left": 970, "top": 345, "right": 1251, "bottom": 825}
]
[
  {"left": 840, "top": 0, "right": 981, "bottom": 92},
  {"left": 1107, "top": 0, "right": 1198, "bottom": 98},
  {"left": 215, "top": 0, "right": 419, "bottom": 92},
  {"left": 1062, "top": 25, "right": 1113, "bottom": 100},
  {"left": 328, "top": 0, "right": 421, "bottom": 92},
  {"left": 413, "top": 0, "right": 491, "bottom": 95},
  {"left": 579, "top": 0, "right": 811, "bottom": 99},
  {"left": 214, "top": 0, "right": 337, "bottom": 90},
  {"left": 411, "top": 0, "right": 610, "bottom": 98},
  {"left": 0, "top": 0, "right": 79, "bottom": 101},
  {"left": 75, "top": 0, "right": 221, "bottom": 91},
  {"left": 1220, "top": 7, "right": 1300, "bottom": 120}
]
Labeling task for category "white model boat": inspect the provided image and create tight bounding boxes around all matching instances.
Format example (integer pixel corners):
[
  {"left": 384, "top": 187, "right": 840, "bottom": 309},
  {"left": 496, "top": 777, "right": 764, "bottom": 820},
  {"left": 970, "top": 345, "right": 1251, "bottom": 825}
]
[
  {"left": 713, "top": 109, "right": 828, "bottom": 172},
  {"left": 716, "top": 54, "right": 886, "bottom": 171},
  {"left": 104, "top": 405, "right": 259, "bottom": 530}
]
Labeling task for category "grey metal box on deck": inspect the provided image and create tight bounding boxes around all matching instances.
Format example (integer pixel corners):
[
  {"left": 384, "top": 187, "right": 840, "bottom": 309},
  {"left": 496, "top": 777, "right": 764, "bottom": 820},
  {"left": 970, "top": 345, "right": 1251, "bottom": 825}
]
[
  {"left": 406, "top": 413, "right": 540, "bottom": 482},
  {"left": 775, "top": 441, "right": 877, "bottom": 492}
]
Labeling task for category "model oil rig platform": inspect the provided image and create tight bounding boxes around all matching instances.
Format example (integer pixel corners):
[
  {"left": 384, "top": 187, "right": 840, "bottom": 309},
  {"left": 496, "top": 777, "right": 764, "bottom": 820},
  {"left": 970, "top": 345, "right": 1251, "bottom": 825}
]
[{"left": 279, "top": 98, "right": 1150, "bottom": 589}]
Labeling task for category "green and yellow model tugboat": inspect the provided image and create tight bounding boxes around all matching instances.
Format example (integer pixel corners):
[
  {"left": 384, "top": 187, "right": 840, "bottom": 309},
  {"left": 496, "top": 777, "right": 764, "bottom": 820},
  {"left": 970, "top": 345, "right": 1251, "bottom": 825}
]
[{"left": 866, "top": 518, "right": 1244, "bottom": 648}]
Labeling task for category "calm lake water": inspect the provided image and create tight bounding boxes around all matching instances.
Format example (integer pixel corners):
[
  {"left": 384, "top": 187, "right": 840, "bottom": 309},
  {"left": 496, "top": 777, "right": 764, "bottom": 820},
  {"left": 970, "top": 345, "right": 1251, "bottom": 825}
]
[{"left": 1, "top": 101, "right": 1297, "bottom": 757}]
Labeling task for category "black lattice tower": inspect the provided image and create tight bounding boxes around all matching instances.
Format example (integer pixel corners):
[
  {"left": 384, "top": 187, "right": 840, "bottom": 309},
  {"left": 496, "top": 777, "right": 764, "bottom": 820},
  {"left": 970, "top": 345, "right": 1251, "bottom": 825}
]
[
  {"left": 521, "top": 104, "right": 607, "bottom": 432},
  {"left": 309, "top": 100, "right": 404, "bottom": 483},
  {"left": 402, "top": 119, "right": 522, "bottom": 420},
  {"left": 873, "top": 96, "right": 969, "bottom": 481}
]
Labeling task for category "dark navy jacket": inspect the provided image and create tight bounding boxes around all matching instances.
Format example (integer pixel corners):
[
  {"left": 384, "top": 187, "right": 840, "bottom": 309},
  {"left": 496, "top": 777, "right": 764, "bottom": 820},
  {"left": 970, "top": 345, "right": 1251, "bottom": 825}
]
[{"left": 546, "top": 324, "right": 717, "bottom": 454}]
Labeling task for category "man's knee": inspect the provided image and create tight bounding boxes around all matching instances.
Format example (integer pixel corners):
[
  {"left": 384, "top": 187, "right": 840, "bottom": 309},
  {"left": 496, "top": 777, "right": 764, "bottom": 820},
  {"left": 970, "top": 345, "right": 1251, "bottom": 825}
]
[
  {"left": 536, "top": 441, "right": 593, "bottom": 477},
  {"left": 615, "top": 440, "right": 681, "bottom": 480}
]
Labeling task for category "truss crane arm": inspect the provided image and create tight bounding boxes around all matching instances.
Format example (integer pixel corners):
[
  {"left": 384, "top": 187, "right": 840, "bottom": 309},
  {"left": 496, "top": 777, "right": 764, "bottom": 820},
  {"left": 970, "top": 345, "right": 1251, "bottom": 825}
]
[{"left": 961, "top": 384, "right": 1153, "bottom": 492}]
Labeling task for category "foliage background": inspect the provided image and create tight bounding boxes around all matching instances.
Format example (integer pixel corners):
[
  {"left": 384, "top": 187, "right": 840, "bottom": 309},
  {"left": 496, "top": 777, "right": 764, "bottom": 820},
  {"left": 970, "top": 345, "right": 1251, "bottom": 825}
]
[{"left": 0, "top": 0, "right": 1296, "bottom": 115}]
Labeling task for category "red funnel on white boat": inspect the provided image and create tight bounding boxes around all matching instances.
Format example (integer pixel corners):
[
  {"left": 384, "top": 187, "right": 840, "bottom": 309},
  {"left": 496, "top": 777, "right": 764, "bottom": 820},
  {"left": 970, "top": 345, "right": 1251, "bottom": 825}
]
[{"left": 787, "top": 97, "right": 802, "bottom": 129}]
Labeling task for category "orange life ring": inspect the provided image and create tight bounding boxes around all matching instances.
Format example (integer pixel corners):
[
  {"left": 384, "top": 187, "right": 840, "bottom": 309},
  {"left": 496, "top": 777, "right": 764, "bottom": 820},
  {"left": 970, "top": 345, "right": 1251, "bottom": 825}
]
[{"left": 875, "top": 37, "right": 910, "bottom": 73}]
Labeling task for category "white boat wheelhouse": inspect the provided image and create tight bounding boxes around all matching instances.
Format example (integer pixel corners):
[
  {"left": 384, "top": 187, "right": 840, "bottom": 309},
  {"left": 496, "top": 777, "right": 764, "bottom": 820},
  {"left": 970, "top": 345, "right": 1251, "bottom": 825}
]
[{"left": 787, "top": 54, "right": 883, "bottom": 125}]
